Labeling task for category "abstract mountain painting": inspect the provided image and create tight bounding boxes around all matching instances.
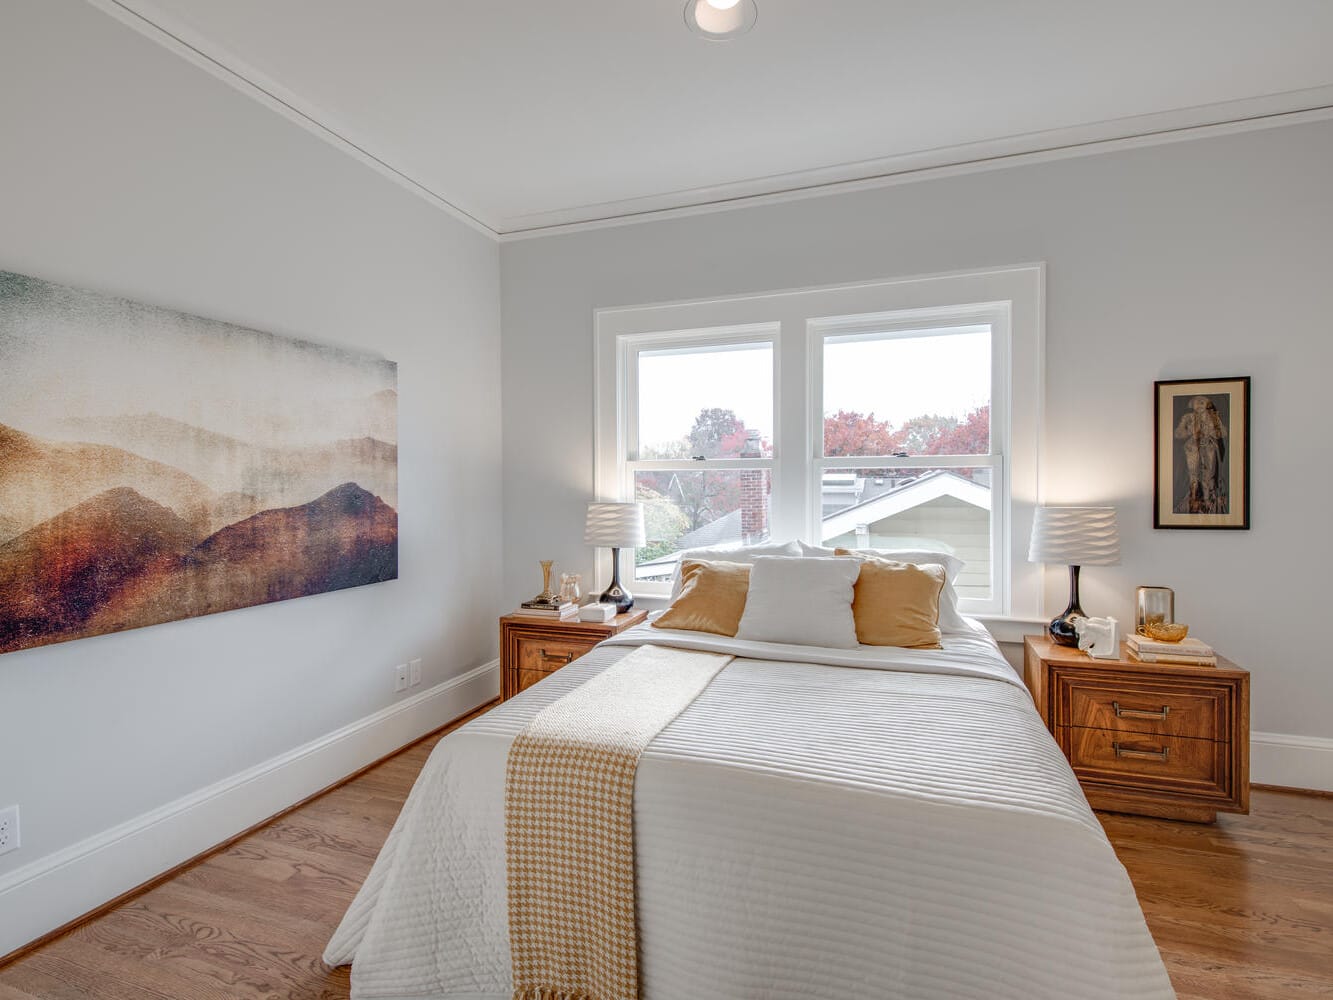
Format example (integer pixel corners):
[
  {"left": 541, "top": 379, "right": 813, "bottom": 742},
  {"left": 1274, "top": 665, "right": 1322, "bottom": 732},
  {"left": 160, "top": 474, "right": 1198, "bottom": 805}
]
[{"left": 0, "top": 269, "right": 398, "bottom": 654}]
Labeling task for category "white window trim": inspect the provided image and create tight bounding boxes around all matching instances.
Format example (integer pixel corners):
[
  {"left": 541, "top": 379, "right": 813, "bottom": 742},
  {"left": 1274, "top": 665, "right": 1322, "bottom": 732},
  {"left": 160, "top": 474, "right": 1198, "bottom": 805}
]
[
  {"left": 808, "top": 305, "right": 1010, "bottom": 613},
  {"left": 594, "top": 264, "right": 1045, "bottom": 619}
]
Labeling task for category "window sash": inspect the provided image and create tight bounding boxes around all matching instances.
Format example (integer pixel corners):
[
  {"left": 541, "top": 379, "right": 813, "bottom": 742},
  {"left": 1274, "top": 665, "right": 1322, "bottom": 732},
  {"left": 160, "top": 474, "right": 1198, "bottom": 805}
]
[{"left": 623, "top": 325, "right": 777, "bottom": 464}]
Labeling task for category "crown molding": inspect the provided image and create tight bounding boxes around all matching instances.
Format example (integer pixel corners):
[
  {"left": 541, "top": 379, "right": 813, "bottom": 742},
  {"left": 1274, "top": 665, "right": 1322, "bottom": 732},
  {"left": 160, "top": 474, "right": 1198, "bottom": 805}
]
[
  {"left": 83, "top": 1, "right": 1333, "bottom": 245},
  {"left": 497, "top": 95, "right": 1333, "bottom": 239}
]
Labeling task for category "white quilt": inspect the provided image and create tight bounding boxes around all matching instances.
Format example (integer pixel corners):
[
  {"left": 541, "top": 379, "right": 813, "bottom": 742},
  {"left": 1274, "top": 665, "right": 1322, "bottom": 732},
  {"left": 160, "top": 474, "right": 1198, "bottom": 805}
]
[{"left": 325, "top": 622, "right": 1175, "bottom": 1000}]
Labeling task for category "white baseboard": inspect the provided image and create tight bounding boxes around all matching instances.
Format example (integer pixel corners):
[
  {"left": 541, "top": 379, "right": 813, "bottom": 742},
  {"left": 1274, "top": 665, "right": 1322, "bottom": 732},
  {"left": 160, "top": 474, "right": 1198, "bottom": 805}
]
[
  {"left": 1251, "top": 731, "right": 1333, "bottom": 793},
  {"left": 0, "top": 659, "right": 499, "bottom": 960}
]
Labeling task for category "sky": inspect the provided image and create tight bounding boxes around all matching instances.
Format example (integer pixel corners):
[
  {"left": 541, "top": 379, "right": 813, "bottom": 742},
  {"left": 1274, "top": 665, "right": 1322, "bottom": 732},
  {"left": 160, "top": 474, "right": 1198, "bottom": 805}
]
[
  {"left": 0, "top": 270, "right": 396, "bottom": 448},
  {"left": 637, "top": 327, "right": 990, "bottom": 451}
]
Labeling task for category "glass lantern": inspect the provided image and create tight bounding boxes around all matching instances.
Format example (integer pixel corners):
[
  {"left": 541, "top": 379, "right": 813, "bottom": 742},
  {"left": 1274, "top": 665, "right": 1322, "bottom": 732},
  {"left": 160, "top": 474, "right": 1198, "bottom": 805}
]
[
  {"left": 559, "top": 573, "right": 582, "bottom": 606},
  {"left": 1135, "top": 586, "right": 1175, "bottom": 635}
]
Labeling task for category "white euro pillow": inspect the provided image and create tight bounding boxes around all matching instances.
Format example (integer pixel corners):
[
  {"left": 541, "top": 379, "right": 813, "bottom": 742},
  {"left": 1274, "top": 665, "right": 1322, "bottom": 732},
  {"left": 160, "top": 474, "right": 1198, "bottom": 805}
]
[
  {"left": 809, "top": 542, "right": 971, "bottom": 635},
  {"left": 670, "top": 539, "right": 801, "bottom": 599},
  {"left": 735, "top": 556, "right": 862, "bottom": 649},
  {"left": 798, "top": 540, "right": 964, "bottom": 584}
]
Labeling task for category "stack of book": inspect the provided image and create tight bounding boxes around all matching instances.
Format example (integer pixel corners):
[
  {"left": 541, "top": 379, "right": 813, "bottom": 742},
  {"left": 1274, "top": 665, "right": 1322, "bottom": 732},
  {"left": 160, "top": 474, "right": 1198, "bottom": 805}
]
[
  {"left": 513, "top": 599, "right": 578, "bottom": 620},
  {"left": 1126, "top": 633, "right": 1216, "bottom": 666}
]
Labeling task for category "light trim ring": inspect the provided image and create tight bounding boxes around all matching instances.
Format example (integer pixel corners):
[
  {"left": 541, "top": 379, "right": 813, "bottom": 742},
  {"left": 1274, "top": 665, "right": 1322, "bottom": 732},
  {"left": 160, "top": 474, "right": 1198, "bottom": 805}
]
[{"left": 685, "top": 0, "right": 758, "bottom": 40}]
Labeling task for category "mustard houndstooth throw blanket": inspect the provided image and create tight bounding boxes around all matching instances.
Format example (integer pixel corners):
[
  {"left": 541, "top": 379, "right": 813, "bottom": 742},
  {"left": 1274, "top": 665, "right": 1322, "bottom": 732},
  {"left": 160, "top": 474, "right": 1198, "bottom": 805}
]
[{"left": 504, "top": 643, "right": 734, "bottom": 1000}]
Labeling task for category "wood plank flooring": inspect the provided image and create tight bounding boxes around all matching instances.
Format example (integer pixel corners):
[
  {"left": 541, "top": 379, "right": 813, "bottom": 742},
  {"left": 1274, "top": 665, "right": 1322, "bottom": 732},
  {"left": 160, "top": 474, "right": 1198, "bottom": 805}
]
[{"left": 2, "top": 710, "right": 1330, "bottom": 998}]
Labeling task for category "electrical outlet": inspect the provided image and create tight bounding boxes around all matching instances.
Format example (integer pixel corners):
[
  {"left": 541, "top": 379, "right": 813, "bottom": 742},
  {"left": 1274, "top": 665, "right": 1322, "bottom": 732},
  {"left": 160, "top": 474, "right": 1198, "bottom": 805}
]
[
  {"left": 394, "top": 663, "right": 409, "bottom": 693},
  {"left": 409, "top": 658, "right": 422, "bottom": 687},
  {"left": 0, "top": 805, "right": 19, "bottom": 857}
]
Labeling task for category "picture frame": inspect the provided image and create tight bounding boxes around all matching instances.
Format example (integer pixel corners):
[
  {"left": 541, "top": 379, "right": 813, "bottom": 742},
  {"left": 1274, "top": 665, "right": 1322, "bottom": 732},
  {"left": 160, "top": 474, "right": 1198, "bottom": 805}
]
[{"left": 1153, "top": 376, "right": 1250, "bottom": 529}]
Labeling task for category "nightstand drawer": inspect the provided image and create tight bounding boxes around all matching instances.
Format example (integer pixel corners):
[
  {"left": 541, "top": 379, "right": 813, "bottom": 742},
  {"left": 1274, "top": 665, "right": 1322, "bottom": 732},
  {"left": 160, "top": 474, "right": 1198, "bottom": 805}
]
[
  {"left": 1057, "top": 676, "right": 1229, "bottom": 741},
  {"left": 1060, "top": 727, "right": 1232, "bottom": 800},
  {"left": 514, "top": 635, "right": 596, "bottom": 674}
]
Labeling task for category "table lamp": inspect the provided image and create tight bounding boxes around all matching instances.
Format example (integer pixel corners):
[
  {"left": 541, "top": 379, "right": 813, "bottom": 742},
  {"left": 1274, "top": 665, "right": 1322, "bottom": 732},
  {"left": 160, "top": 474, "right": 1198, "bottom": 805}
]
[
  {"left": 1028, "top": 506, "right": 1120, "bottom": 646},
  {"left": 584, "top": 501, "right": 646, "bottom": 613}
]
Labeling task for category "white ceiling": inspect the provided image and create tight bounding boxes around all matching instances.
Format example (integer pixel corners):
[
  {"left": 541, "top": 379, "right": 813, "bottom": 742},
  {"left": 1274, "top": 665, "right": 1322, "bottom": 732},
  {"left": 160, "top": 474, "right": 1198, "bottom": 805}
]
[{"left": 100, "top": 0, "right": 1333, "bottom": 237}]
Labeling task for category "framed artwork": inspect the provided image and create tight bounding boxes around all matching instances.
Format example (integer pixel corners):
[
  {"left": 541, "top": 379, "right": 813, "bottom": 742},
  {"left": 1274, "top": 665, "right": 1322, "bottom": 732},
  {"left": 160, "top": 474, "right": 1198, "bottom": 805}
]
[
  {"left": 0, "top": 269, "right": 398, "bottom": 655},
  {"left": 1153, "top": 376, "right": 1249, "bottom": 530}
]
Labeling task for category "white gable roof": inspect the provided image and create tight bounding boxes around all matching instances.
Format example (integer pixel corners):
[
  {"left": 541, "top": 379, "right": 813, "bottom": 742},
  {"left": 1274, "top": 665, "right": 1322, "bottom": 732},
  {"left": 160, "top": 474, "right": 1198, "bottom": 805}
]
[{"left": 821, "top": 471, "right": 989, "bottom": 541}]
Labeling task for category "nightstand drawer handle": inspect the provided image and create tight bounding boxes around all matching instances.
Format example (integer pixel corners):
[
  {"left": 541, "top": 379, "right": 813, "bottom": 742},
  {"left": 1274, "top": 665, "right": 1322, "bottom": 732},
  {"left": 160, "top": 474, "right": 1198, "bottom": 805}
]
[
  {"left": 1113, "top": 742, "right": 1170, "bottom": 761},
  {"left": 1112, "top": 701, "right": 1170, "bottom": 721},
  {"left": 540, "top": 649, "right": 576, "bottom": 664}
]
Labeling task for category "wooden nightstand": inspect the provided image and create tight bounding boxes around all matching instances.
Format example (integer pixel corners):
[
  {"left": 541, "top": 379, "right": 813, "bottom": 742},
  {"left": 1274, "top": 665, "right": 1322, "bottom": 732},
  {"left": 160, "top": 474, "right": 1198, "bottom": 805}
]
[
  {"left": 1023, "top": 634, "right": 1249, "bottom": 823},
  {"left": 500, "top": 609, "right": 648, "bottom": 700}
]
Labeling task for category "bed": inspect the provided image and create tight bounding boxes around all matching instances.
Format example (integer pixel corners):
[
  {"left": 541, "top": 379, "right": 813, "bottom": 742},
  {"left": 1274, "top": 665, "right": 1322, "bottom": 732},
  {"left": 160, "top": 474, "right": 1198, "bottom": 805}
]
[{"left": 325, "top": 616, "right": 1175, "bottom": 1000}]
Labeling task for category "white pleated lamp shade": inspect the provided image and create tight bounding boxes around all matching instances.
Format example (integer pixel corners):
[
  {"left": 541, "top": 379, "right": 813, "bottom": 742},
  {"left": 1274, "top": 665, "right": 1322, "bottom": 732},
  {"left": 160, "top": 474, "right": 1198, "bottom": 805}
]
[
  {"left": 1028, "top": 507, "right": 1120, "bottom": 566},
  {"left": 584, "top": 502, "right": 646, "bottom": 548}
]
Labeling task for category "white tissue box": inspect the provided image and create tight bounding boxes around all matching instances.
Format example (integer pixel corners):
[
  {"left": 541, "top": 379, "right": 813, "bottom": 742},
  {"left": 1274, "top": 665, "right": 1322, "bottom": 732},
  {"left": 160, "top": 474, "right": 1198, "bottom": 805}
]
[{"left": 578, "top": 603, "right": 617, "bottom": 623}]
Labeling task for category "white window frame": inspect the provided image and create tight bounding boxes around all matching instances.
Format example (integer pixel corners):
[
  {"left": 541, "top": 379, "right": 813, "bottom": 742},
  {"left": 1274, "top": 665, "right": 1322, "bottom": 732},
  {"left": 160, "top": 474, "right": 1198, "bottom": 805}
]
[
  {"left": 594, "top": 264, "right": 1044, "bottom": 622},
  {"left": 620, "top": 326, "right": 780, "bottom": 570},
  {"left": 809, "top": 307, "right": 1009, "bottom": 613}
]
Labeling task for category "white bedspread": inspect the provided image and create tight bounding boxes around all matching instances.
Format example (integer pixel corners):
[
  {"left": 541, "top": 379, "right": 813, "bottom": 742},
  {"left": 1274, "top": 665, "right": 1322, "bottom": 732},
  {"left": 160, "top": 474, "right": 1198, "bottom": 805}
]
[{"left": 325, "top": 623, "right": 1175, "bottom": 1000}]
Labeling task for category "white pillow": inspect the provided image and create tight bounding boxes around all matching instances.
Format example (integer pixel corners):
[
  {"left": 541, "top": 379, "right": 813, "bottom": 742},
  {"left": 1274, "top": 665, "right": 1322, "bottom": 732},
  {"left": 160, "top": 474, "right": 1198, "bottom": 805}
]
[
  {"left": 735, "top": 556, "right": 862, "bottom": 649},
  {"left": 801, "top": 541, "right": 965, "bottom": 585},
  {"left": 796, "top": 541, "right": 838, "bottom": 558},
  {"left": 831, "top": 545, "right": 971, "bottom": 635},
  {"left": 669, "top": 539, "right": 801, "bottom": 598}
]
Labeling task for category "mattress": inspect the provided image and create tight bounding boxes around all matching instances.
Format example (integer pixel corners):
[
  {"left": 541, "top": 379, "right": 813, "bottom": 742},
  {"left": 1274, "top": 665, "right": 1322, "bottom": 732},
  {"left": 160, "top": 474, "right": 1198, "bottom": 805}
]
[{"left": 325, "top": 621, "right": 1175, "bottom": 1000}]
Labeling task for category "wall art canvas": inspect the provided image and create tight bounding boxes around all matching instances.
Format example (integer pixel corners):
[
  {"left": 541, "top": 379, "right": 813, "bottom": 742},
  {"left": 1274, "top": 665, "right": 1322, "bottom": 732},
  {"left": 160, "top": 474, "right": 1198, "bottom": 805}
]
[
  {"left": 0, "top": 269, "right": 398, "bottom": 654},
  {"left": 1153, "top": 376, "right": 1249, "bottom": 530}
]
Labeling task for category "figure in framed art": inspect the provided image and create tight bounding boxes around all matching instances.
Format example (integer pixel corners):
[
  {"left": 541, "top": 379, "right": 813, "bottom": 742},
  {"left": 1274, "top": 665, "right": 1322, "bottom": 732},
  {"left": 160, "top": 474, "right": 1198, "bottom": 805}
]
[{"left": 1154, "top": 376, "right": 1249, "bottom": 529}]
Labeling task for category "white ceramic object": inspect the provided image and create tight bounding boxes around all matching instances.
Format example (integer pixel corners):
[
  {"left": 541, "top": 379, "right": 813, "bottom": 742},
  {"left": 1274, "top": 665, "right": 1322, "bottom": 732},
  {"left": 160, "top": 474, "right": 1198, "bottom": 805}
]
[{"left": 1075, "top": 616, "right": 1120, "bottom": 659}]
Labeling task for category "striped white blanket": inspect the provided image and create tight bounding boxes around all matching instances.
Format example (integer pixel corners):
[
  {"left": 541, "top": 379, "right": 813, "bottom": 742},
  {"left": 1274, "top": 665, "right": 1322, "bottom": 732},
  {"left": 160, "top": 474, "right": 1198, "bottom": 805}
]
[{"left": 325, "top": 623, "right": 1175, "bottom": 1000}]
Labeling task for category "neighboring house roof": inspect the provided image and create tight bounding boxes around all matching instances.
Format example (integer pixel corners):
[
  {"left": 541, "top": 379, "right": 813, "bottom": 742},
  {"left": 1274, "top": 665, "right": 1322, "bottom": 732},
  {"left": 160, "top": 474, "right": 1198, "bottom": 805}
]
[
  {"left": 638, "top": 471, "right": 987, "bottom": 580},
  {"left": 674, "top": 508, "right": 742, "bottom": 550},
  {"left": 820, "top": 470, "right": 989, "bottom": 541},
  {"left": 636, "top": 509, "right": 743, "bottom": 579}
]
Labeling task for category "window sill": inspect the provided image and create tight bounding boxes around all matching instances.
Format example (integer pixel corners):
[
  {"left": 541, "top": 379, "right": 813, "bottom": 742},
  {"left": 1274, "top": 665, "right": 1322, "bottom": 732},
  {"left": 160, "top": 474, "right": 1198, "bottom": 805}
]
[{"left": 972, "top": 615, "right": 1046, "bottom": 644}]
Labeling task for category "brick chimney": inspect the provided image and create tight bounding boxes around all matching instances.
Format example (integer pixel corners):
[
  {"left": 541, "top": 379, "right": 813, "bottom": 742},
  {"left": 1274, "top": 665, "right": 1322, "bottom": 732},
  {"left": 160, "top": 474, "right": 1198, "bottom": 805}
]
[{"left": 739, "top": 430, "right": 768, "bottom": 542}]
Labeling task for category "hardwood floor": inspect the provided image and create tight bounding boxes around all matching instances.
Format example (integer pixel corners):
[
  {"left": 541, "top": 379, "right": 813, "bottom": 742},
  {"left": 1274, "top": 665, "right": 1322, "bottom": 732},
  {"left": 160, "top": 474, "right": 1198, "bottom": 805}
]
[
  {"left": 1100, "top": 791, "right": 1333, "bottom": 999},
  {"left": 1, "top": 713, "right": 1330, "bottom": 998}
]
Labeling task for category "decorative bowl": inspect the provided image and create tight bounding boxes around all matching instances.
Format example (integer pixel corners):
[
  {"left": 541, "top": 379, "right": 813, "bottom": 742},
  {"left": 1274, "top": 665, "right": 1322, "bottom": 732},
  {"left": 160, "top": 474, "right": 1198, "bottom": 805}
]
[{"left": 1142, "top": 621, "right": 1189, "bottom": 642}]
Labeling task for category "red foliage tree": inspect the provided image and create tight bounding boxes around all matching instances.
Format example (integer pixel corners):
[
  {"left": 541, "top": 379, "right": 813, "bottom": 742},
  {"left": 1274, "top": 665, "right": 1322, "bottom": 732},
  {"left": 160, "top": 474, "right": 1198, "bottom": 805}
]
[
  {"left": 689, "top": 407, "right": 747, "bottom": 458},
  {"left": 823, "top": 410, "right": 904, "bottom": 457},
  {"left": 923, "top": 405, "right": 989, "bottom": 456}
]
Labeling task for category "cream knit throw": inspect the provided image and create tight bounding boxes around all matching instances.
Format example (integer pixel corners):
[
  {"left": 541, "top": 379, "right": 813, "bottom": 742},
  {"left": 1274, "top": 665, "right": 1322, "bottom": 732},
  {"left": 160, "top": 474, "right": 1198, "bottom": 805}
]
[{"left": 505, "top": 643, "right": 733, "bottom": 1000}]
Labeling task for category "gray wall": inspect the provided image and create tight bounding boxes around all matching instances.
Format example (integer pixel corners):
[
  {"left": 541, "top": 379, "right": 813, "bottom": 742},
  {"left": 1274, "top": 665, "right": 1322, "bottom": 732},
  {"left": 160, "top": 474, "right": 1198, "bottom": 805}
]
[
  {"left": 501, "top": 119, "right": 1333, "bottom": 754},
  {"left": 0, "top": 0, "right": 502, "bottom": 936}
]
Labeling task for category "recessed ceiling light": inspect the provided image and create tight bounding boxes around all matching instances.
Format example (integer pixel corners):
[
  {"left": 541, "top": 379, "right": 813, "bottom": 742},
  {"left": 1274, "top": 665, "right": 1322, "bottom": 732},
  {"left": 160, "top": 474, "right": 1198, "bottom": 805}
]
[{"left": 684, "top": 0, "right": 758, "bottom": 40}]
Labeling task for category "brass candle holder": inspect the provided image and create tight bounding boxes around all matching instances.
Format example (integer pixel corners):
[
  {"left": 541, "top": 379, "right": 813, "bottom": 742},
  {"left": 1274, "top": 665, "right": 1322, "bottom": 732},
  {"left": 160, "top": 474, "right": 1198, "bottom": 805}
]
[{"left": 529, "top": 559, "right": 560, "bottom": 606}]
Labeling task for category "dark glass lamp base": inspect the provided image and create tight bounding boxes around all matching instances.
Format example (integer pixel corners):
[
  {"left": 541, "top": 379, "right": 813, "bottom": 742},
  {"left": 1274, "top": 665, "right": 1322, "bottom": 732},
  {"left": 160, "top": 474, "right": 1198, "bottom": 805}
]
[
  {"left": 597, "top": 584, "right": 634, "bottom": 615},
  {"left": 598, "top": 546, "right": 633, "bottom": 614},
  {"left": 1048, "top": 564, "right": 1087, "bottom": 647},
  {"left": 1047, "top": 608, "right": 1084, "bottom": 647}
]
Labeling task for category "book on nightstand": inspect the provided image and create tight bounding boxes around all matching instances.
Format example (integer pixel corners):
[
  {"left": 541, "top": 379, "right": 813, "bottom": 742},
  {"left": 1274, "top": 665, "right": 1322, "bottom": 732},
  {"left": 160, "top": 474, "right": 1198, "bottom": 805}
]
[
  {"left": 512, "top": 602, "right": 578, "bottom": 619},
  {"left": 1126, "top": 634, "right": 1216, "bottom": 666}
]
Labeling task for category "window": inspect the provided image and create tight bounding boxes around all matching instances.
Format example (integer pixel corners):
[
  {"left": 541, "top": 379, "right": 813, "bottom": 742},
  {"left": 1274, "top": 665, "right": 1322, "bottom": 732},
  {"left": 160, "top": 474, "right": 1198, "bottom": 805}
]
[
  {"left": 814, "top": 314, "right": 1004, "bottom": 606},
  {"left": 615, "top": 328, "right": 776, "bottom": 582},
  {"left": 595, "top": 266, "right": 1043, "bottom": 618}
]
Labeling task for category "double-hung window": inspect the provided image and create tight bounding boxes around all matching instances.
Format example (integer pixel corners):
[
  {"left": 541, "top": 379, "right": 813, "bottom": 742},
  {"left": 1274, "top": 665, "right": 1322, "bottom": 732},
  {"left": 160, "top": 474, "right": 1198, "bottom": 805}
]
[
  {"left": 813, "top": 308, "right": 1007, "bottom": 608},
  {"left": 595, "top": 266, "right": 1043, "bottom": 620}
]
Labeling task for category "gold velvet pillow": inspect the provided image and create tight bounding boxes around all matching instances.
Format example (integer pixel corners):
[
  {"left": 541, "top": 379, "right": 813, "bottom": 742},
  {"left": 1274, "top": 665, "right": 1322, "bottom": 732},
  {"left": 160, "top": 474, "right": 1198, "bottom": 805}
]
[
  {"left": 652, "top": 559, "right": 751, "bottom": 636},
  {"left": 836, "top": 550, "right": 945, "bottom": 648}
]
